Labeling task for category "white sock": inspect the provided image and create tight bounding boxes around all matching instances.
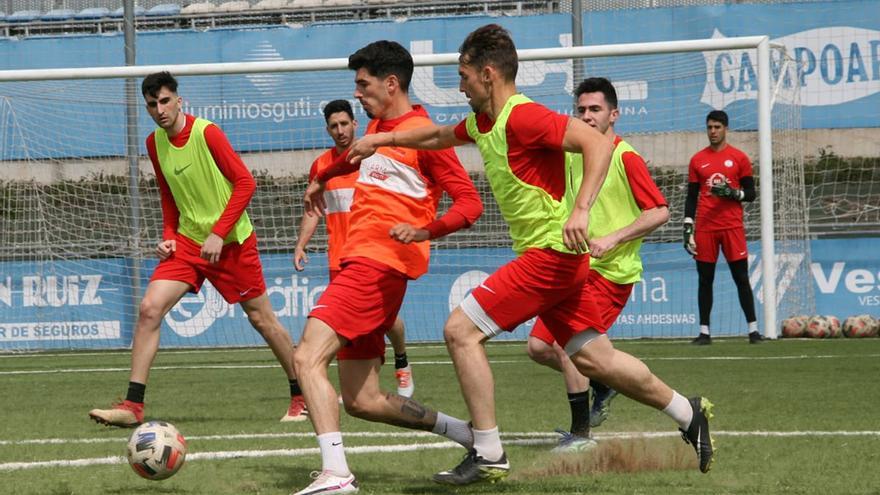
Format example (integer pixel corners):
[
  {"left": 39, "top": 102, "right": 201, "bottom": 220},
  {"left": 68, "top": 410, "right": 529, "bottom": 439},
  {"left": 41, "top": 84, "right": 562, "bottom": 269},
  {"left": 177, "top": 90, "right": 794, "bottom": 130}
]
[
  {"left": 432, "top": 412, "right": 473, "bottom": 449},
  {"left": 699, "top": 325, "right": 710, "bottom": 336},
  {"left": 317, "top": 432, "right": 350, "bottom": 476},
  {"left": 472, "top": 426, "right": 504, "bottom": 461},
  {"left": 748, "top": 321, "right": 758, "bottom": 333},
  {"left": 663, "top": 391, "right": 694, "bottom": 430}
]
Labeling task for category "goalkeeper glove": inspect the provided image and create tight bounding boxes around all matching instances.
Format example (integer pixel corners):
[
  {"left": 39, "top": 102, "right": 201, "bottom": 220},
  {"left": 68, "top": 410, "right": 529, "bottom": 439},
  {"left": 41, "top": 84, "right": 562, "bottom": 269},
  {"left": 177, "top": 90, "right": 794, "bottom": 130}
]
[
  {"left": 683, "top": 218, "right": 697, "bottom": 256},
  {"left": 710, "top": 182, "right": 745, "bottom": 201}
]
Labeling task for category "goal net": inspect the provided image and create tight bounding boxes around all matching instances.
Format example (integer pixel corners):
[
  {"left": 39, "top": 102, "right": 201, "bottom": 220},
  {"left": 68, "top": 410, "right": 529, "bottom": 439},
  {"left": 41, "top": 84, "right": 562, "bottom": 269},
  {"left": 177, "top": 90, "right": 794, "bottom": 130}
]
[{"left": 0, "top": 37, "right": 813, "bottom": 351}]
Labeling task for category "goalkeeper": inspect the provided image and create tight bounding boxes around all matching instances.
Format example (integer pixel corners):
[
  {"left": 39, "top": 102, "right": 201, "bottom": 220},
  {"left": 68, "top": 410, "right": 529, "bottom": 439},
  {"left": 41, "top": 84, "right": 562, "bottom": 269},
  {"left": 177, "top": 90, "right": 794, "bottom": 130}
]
[{"left": 683, "top": 110, "right": 762, "bottom": 345}]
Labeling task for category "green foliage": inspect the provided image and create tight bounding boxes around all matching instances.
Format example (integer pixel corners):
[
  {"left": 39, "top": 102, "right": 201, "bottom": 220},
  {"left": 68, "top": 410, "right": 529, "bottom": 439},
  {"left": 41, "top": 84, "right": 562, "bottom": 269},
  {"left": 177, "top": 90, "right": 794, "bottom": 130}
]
[{"left": 1, "top": 339, "right": 879, "bottom": 494}]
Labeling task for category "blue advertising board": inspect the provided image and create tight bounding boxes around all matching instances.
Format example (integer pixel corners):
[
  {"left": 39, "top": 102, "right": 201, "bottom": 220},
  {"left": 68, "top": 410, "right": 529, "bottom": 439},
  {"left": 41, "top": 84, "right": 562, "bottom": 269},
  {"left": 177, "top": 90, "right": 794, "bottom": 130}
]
[
  {"left": 1, "top": 238, "right": 877, "bottom": 350},
  {"left": 0, "top": 0, "right": 877, "bottom": 159}
]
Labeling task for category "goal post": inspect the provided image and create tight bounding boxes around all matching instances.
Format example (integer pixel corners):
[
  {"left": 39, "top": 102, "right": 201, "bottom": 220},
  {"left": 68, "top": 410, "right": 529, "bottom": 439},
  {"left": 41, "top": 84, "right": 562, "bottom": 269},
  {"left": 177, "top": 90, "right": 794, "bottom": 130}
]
[{"left": 0, "top": 35, "right": 811, "bottom": 351}]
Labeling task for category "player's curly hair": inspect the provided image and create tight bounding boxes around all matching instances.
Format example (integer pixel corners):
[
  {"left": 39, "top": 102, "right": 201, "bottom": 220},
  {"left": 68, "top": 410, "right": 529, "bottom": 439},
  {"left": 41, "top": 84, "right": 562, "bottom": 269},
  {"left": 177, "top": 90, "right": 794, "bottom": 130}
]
[
  {"left": 141, "top": 71, "right": 178, "bottom": 98},
  {"left": 459, "top": 24, "right": 518, "bottom": 82},
  {"left": 348, "top": 40, "right": 413, "bottom": 93}
]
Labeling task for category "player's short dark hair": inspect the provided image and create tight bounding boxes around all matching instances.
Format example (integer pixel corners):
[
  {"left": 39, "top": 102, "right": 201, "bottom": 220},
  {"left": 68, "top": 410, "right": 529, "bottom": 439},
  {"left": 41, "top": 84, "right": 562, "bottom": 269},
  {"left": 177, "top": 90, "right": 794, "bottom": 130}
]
[
  {"left": 459, "top": 24, "right": 518, "bottom": 82},
  {"left": 706, "top": 110, "right": 729, "bottom": 127},
  {"left": 323, "top": 99, "right": 354, "bottom": 123},
  {"left": 575, "top": 77, "right": 618, "bottom": 109},
  {"left": 141, "top": 71, "right": 178, "bottom": 98},
  {"left": 348, "top": 41, "right": 413, "bottom": 93}
]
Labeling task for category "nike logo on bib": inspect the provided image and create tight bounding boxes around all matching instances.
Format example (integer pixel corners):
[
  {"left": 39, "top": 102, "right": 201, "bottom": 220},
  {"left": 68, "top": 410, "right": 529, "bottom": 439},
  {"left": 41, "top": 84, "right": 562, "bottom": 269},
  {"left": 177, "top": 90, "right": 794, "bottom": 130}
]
[{"left": 174, "top": 163, "right": 192, "bottom": 175}]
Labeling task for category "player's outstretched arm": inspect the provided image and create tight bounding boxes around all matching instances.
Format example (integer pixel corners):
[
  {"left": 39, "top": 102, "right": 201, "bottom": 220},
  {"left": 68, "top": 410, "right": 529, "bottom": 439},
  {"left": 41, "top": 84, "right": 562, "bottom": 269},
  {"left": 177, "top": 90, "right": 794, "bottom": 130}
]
[
  {"left": 561, "top": 118, "right": 613, "bottom": 252},
  {"left": 348, "top": 124, "right": 466, "bottom": 164}
]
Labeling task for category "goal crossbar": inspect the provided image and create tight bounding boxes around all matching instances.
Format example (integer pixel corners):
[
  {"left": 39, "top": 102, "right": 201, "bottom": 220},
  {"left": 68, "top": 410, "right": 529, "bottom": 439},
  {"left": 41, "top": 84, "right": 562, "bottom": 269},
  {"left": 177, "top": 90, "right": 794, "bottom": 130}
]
[{"left": 0, "top": 35, "right": 784, "bottom": 339}]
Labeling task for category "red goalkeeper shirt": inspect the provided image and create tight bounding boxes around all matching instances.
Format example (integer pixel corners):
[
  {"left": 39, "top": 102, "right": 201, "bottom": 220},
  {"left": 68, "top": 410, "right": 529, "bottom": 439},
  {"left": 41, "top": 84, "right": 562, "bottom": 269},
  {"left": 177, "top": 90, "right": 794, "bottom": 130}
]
[{"left": 688, "top": 143, "right": 753, "bottom": 232}]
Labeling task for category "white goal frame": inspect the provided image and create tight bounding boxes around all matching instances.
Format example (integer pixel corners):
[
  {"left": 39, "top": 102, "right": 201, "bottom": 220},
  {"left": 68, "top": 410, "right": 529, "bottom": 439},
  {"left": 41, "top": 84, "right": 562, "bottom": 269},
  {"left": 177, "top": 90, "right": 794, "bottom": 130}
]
[{"left": 0, "top": 35, "right": 784, "bottom": 339}]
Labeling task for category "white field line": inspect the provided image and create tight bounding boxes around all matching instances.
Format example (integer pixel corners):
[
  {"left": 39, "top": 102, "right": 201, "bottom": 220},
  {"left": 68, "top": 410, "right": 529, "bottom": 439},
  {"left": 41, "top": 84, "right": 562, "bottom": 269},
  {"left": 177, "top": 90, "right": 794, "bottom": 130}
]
[
  {"left": 4, "top": 429, "right": 880, "bottom": 447},
  {"left": 3, "top": 430, "right": 880, "bottom": 472},
  {"left": 3, "top": 353, "right": 880, "bottom": 376},
  {"left": 1, "top": 337, "right": 862, "bottom": 359}
]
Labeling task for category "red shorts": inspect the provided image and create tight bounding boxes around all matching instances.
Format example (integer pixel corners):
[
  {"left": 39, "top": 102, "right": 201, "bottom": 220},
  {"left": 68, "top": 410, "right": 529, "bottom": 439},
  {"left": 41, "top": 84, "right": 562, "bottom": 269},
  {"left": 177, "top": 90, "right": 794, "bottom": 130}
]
[
  {"left": 466, "top": 248, "right": 607, "bottom": 348},
  {"left": 150, "top": 233, "right": 266, "bottom": 304},
  {"left": 310, "top": 258, "right": 407, "bottom": 361},
  {"left": 694, "top": 227, "right": 748, "bottom": 264},
  {"left": 530, "top": 270, "right": 633, "bottom": 345},
  {"left": 328, "top": 269, "right": 341, "bottom": 282}
]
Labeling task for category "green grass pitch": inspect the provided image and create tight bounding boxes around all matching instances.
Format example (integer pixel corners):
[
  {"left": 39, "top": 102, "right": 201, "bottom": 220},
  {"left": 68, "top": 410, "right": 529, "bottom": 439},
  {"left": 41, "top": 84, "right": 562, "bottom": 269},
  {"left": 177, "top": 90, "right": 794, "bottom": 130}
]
[{"left": 2, "top": 338, "right": 879, "bottom": 494}]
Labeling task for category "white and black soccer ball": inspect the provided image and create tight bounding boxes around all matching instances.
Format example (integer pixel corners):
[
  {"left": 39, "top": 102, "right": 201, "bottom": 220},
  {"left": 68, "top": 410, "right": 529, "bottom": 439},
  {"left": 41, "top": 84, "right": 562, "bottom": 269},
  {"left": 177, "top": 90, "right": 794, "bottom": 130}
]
[
  {"left": 781, "top": 315, "right": 809, "bottom": 338},
  {"left": 804, "top": 315, "right": 831, "bottom": 338},
  {"left": 127, "top": 420, "right": 187, "bottom": 480},
  {"left": 843, "top": 314, "right": 879, "bottom": 338}
]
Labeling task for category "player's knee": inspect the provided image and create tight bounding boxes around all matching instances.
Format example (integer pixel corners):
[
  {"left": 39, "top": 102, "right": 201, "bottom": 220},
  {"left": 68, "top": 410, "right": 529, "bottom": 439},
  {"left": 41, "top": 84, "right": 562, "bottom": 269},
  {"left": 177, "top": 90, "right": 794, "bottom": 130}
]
[
  {"left": 246, "top": 310, "right": 269, "bottom": 334},
  {"left": 137, "top": 298, "right": 166, "bottom": 325},
  {"left": 342, "top": 395, "right": 377, "bottom": 419},
  {"left": 292, "top": 346, "right": 319, "bottom": 376},
  {"left": 526, "top": 339, "right": 555, "bottom": 366}
]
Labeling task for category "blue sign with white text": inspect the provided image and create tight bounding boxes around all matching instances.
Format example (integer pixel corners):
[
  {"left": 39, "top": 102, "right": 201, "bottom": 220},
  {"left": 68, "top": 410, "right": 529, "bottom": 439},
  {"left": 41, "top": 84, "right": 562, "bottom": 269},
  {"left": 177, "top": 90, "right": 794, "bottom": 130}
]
[{"left": 1, "top": 238, "right": 877, "bottom": 350}]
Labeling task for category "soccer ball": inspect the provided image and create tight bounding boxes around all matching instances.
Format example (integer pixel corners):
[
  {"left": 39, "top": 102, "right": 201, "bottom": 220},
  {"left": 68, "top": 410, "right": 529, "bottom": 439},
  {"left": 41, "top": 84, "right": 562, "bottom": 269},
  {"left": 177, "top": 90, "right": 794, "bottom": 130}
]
[
  {"left": 804, "top": 315, "right": 831, "bottom": 338},
  {"left": 781, "top": 315, "right": 809, "bottom": 338},
  {"left": 843, "top": 314, "right": 879, "bottom": 338},
  {"left": 127, "top": 421, "right": 187, "bottom": 480},
  {"left": 826, "top": 315, "right": 842, "bottom": 338}
]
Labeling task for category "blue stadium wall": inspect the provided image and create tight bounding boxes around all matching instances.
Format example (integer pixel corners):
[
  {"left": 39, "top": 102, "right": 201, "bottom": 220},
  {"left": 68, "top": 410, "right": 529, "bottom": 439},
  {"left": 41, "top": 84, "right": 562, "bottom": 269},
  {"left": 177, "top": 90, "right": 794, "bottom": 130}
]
[
  {"left": 0, "top": 238, "right": 878, "bottom": 349},
  {"left": 0, "top": 0, "right": 878, "bottom": 158},
  {"left": 1, "top": 0, "right": 878, "bottom": 348}
]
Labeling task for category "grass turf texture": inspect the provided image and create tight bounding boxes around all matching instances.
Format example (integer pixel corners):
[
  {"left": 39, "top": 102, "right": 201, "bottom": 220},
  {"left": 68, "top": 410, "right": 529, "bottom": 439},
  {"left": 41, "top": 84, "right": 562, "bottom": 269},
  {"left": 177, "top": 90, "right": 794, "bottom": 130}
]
[{"left": 2, "top": 338, "right": 879, "bottom": 494}]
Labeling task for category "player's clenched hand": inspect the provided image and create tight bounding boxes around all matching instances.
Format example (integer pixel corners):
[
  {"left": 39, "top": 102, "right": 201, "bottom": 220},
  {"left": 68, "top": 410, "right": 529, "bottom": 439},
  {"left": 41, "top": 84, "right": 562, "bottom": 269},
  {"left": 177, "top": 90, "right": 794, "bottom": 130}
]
[
  {"left": 348, "top": 133, "right": 386, "bottom": 165},
  {"left": 563, "top": 206, "right": 590, "bottom": 253},
  {"left": 293, "top": 246, "right": 309, "bottom": 271},
  {"left": 303, "top": 179, "right": 327, "bottom": 217},
  {"left": 200, "top": 233, "right": 223, "bottom": 264},
  {"left": 588, "top": 234, "right": 617, "bottom": 259},
  {"left": 390, "top": 223, "right": 429, "bottom": 244},
  {"left": 156, "top": 239, "right": 176, "bottom": 260}
]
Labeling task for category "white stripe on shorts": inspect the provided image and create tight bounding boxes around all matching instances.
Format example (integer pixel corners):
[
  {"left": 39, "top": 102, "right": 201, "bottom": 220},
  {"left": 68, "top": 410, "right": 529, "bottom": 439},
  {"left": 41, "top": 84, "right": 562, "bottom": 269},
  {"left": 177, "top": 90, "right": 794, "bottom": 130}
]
[{"left": 459, "top": 294, "right": 504, "bottom": 339}]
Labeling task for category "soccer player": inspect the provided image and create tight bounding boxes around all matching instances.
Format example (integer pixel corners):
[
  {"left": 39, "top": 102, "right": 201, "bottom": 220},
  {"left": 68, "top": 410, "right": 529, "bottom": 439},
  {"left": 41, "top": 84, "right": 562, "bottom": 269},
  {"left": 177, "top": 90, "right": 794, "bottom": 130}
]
[
  {"left": 88, "top": 71, "right": 306, "bottom": 427},
  {"left": 291, "top": 41, "right": 483, "bottom": 495},
  {"left": 684, "top": 110, "right": 762, "bottom": 345},
  {"left": 349, "top": 24, "right": 715, "bottom": 484},
  {"left": 293, "top": 99, "right": 415, "bottom": 398},
  {"left": 526, "top": 77, "right": 670, "bottom": 452}
]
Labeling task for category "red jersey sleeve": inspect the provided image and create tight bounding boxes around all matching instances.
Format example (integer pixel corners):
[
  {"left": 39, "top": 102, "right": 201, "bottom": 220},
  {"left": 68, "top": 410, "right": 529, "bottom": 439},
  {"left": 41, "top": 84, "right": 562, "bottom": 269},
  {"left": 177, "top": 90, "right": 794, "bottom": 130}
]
[
  {"left": 203, "top": 123, "right": 256, "bottom": 240},
  {"left": 736, "top": 148, "right": 754, "bottom": 178},
  {"left": 687, "top": 153, "right": 699, "bottom": 183},
  {"left": 308, "top": 158, "right": 319, "bottom": 182},
  {"left": 507, "top": 103, "right": 568, "bottom": 150},
  {"left": 146, "top": 132, "right": 180, "bottom": 240},
  {"left": 453, "top": 120, "right": 475, "bottom": 143},
  {"left": 417, "top": 148, "right": 482, "bottom": 239},
  {"left": 621, "top": 151, "right": 667, "bottom": 210}
]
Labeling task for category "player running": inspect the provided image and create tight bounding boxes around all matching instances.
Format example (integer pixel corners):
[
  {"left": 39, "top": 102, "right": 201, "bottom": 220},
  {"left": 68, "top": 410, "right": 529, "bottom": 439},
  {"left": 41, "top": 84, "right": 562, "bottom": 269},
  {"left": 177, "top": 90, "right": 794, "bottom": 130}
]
[
  {"left": 89, "top": 71, "right": 305, "bottom": 427},
  {"left": 290, "top": 41, "right": 483, "bottom": 495},
  {"left": 293, "top": 99, "right": 415, "bottom": 398},
  {"left": 349, "top": 24, "right": 716, "bottom": 484},
  {"left": 527, "top": 77, "right": 670, "bottom": 452}
]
